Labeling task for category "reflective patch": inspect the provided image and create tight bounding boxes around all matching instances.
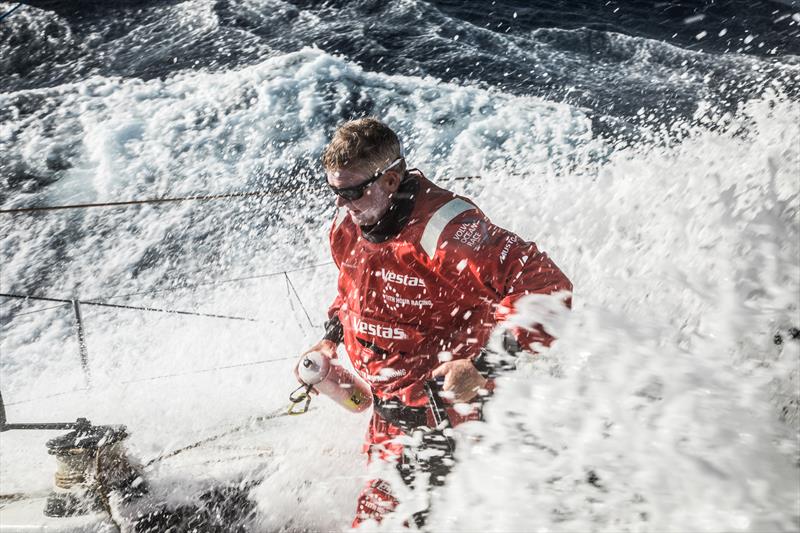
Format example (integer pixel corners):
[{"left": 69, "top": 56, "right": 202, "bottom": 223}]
[{"left": 420, "top": 198, "right": 475, "bottom": 258}]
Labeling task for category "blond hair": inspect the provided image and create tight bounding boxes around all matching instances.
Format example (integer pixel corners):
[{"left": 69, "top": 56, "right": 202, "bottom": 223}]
[{"left": 322, "top": 118, "right": 406, "bottom": 175}]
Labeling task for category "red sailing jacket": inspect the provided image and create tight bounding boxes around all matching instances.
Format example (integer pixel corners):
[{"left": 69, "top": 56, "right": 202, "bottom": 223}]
[{"left": 328, "top": 172, "right": 572, "bottom": 407}]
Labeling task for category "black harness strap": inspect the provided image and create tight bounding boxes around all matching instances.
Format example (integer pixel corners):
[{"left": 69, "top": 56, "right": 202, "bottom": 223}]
[{"left": 372, "top": 396, "right": 429, "bottom": 434}]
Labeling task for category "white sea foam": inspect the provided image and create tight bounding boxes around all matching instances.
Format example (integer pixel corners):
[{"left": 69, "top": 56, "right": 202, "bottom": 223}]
[
  {"left": 417, "top": 95, "right": 800, "bottom": 533},
  {"left": 1, "top": 47, "right": 798, "bottom": 531}
]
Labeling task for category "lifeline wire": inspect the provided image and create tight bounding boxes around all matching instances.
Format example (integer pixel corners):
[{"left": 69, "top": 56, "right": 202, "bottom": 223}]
[
  {"left": 1, "top": 261, "right": 335, "bottom": 319},
  {"left": 0, "top": 2, "right": 22, "bottom": 22},
  {"left": 0, "top": 190, "right": 278, "bottom": 214},
  {"left": 1, "top": 265, "right": 332, "bottom": 404},
  {"left": 0, "top": 293, "right": 255, "bottom": 322},
  {"left": 100, "top": 261, "right": 335, "bottom": 301},
  {"left": 7, "top": 302, "right": 69, "bottom": 318},
  {"left": 284, "top": 272, "right": 317, "bottom": 328},
  {"left": 4, "top": 355, "right": 297, "bottom": 407},
  {"left": 0, "top": 176, "right": 477, "bottom": 214}
]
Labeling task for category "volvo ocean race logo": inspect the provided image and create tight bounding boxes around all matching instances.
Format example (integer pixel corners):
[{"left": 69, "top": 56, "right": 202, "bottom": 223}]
[
  {"left": 375, "top": 268, "right": 426, "bottom": 287},
  {"left": 352, "top": 317, "right": 408, "bottom": 340}
]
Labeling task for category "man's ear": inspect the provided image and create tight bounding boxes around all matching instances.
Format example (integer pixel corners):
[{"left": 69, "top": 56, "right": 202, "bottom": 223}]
[{"left": 384, "top": 170, "right": 402, "bottom": 193}]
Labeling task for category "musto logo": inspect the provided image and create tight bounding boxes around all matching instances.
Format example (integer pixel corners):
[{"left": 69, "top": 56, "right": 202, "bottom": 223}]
[
  {"left": 353, "top": 317, "right": 408, "bottom": 340},
  {"left": 376, "top": 268, "right": 425, "bottom": 287}
]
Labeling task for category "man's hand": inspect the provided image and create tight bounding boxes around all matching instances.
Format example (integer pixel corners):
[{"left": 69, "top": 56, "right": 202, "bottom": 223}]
[
  {"left": 294, "top": 339, "right": 338, "bottom": 387},
  {"left": 302, "top": 339, "right": 338, "bottom": 359},
  {"left": 431, "top": 359, "right": 488, "bottom": 403}
]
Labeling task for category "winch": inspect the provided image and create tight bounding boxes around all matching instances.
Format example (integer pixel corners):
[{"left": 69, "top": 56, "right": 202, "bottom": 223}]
[
  {"left": 0, "top": 391, "right": 146, "bottom": 523},
  {"left": 44, "top": 417, "right": 146, "bottom": 517}
]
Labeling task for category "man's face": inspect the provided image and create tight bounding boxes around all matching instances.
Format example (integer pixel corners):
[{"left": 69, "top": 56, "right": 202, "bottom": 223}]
[{"left": 327, "top": 166, "right": 393, "bottom": 226}]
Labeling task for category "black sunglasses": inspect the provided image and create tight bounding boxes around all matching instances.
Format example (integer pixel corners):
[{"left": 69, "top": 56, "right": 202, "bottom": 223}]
[{"left": 328, "top": 158, "right": 402, "bottom": 201}]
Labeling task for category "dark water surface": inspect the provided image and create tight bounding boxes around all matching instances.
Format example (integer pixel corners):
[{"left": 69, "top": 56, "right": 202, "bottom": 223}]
[{"left": 3, "top": 0, "right": 799, "bottom": 124}]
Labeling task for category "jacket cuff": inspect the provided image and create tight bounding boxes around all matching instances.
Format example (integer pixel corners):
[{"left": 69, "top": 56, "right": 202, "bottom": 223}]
[
  {"left": 323, "top": 314, "right": 344, "bottom": 344},
  {"left": 472, "top": 331, "right": 522, "bottom": 378},
  {"left": 471, "top": 350, "right": 496, "bottom": 378}
]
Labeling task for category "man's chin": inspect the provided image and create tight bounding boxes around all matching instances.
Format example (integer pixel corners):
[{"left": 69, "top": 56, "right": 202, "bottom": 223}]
[{"left": 348, "top": 211, "right": 379, "bottom": 226}]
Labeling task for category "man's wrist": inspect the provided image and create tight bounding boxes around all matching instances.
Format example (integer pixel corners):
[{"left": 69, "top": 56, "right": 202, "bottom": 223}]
[
  {"left": 472, "top": 350, "right": 499, "bottom": 379},
  {"left": 323, "top": 315, "right": 344, "bottom": 343}
]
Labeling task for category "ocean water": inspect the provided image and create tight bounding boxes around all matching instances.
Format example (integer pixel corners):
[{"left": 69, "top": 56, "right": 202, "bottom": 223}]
[{"left": 1, "top": 1, "right": 799, "bottom": 531}]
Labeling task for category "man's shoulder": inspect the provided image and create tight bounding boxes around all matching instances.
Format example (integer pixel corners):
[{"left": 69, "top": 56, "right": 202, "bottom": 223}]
[
  {"left": 413, "top": 172, "right": 460, "bottom": 203},
  {"left": 412, "top": 175, "right": 487, "bottom": 260}
]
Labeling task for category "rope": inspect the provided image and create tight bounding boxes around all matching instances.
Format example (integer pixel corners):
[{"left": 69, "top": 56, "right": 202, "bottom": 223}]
[
  {"left": 0, "top": 293, "right": 256, "bottom": 322},
  {"left": 120, "top": 356, "right": 295, "bottom": 384},
  {"left": 0, "top": 492, "right": 33, "bottom": 503},
  {"left": 144, "top": 406, "right": 304, "bottom": 468},
  {"left": 0, "top": 190, "right": 278, "bottom": 214},
  {"left": 0, "top": 2, "right": 22, "bottom": 22},
  {"left": 93, "top": 450, "right": 123, "bottom": 533}
]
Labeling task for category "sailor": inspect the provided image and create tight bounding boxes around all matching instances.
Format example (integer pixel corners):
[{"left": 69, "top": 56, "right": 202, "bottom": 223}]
[{"left": 303, "top": 117, "right": 572, "bottom": 527}]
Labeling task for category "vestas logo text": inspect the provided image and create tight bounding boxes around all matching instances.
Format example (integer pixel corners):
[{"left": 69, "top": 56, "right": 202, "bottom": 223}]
[
  {"left": 353, "top": 317, "right": 407, "bottom": 340},
  {"left": 376, "top": 269, "right": 425, "bottom": 287}
]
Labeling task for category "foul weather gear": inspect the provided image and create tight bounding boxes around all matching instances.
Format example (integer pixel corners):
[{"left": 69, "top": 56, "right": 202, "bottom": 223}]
[
  {"left": 328, "top": 171, "right": 572, "bottom": 407},
  {"left": 326, "top": 170, "right": 572, "bottom": 526}
]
